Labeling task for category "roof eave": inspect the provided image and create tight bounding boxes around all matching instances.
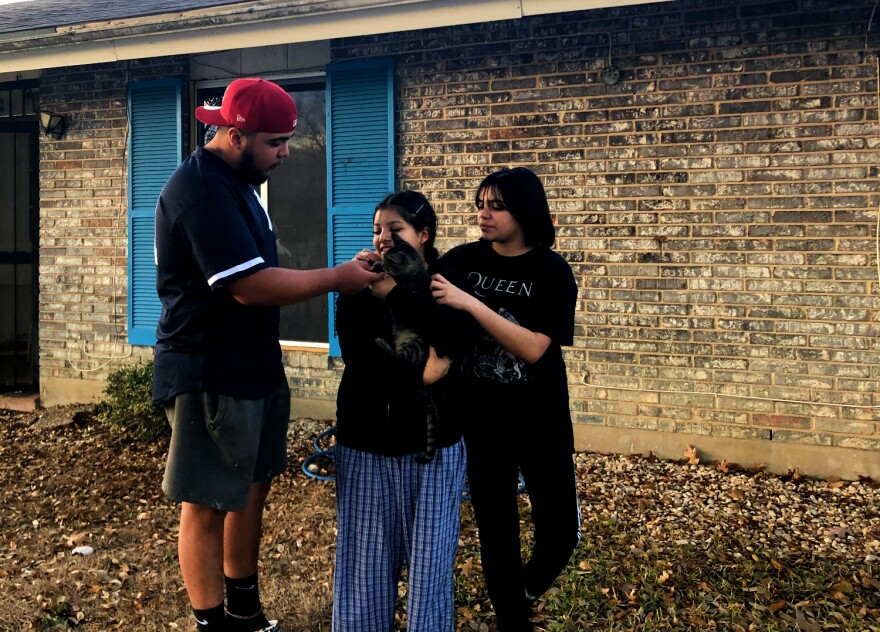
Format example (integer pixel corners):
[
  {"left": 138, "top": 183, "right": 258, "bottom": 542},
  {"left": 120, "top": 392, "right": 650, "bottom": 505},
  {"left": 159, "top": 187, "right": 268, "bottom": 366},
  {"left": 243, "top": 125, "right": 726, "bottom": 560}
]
[{"left": 0, "top": 0, "right": 672, "bottom": 73}]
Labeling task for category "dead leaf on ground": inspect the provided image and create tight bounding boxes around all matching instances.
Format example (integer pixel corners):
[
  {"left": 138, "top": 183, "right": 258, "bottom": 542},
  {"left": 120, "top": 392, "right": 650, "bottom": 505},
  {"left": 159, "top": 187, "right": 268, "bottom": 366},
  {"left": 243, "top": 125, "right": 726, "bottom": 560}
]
[
  {"left": 795, "top": 608, "right": 821, "bottom": 632},
  {"left": 770, "top": 558, "right": 788, "bottom": 572},
  {"left": 683, "top": 445, "right": 700, "bottom": 466},
  {"left": 861, "top": 576, "right": 880, "bottom": 591}
]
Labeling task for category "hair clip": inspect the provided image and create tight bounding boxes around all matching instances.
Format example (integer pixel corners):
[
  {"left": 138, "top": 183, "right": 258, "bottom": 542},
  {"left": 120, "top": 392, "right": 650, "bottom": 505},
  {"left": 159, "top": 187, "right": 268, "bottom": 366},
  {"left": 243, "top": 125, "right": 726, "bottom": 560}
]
[{"left": 413, "top": 203, "right": 426, "bottom": 216}]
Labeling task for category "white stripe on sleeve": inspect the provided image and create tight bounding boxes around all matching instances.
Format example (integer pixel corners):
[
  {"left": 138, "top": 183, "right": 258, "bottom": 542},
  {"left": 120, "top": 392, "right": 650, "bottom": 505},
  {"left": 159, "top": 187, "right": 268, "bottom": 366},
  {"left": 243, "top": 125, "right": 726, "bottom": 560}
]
[{"left": 207, "top": 256, "right": 265, "bottom": 287}]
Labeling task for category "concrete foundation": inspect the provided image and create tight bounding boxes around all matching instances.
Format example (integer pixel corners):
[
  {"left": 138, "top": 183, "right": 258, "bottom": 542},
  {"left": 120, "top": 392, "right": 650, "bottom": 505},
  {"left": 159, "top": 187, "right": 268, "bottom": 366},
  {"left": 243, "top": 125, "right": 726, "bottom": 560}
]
[
  {"left": 22, "top": 385, "right": 878, "bottom": 482},
  {"left": 0, "top": 392, "right": 40, "bottom": 412},
  {"left": 40, "top": 377, "right": 104, "bottom": 408},
  {"left": 291, "top": 396, "right": 336, "bottom": 421},
  {"left": 574, "top": 424, "right": 880, "bottom": 482}
]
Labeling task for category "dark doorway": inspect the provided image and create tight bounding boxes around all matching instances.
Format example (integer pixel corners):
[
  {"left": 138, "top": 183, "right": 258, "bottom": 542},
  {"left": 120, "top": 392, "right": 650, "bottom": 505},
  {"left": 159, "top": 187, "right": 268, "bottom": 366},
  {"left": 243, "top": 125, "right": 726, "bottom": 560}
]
[{"left": 0, "top": 117, "right": 38, "bottom": 393}]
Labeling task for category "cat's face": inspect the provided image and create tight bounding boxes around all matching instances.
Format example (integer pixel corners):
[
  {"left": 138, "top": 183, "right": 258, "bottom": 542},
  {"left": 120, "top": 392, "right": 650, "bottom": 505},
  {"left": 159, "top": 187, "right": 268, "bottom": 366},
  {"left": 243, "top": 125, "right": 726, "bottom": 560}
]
[
  {"left": 373, "top": 208, "right": 428, "bottom": 261},
  {"left": 381, "top": 233, "right": 426, "bottom": 279}
]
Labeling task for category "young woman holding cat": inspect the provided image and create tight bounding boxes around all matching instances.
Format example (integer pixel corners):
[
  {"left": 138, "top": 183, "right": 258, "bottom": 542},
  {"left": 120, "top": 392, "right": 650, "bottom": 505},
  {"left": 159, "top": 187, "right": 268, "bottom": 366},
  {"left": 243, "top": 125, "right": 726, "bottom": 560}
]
[
  {"left": 431, "top": 167, "right": 581, "bottom": 632},
  {"left": 333, "top": 190, "right": 469, "bottom": 632}
]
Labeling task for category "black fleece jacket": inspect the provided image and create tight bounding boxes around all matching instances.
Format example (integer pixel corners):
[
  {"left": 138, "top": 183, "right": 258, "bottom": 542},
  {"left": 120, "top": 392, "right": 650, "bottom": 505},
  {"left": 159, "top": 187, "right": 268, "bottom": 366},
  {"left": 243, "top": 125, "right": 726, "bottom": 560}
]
[{"left": 334, "top": 263, "right": 474, "bottom": 455}]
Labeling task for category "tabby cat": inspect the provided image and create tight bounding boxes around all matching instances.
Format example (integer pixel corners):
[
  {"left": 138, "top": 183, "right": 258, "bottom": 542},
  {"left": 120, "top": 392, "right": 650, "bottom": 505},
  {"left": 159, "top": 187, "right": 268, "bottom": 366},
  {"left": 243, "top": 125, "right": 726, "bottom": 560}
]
[{"left": 371, "top": 233, "right": 438, "bottom": 464}]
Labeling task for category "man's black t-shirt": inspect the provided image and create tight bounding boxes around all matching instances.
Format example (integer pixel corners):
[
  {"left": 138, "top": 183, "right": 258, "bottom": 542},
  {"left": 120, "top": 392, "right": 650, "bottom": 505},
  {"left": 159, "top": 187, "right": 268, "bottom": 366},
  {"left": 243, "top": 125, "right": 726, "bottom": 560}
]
[{"left": 152, "top": 147, "right": 284, "bottom": 404}]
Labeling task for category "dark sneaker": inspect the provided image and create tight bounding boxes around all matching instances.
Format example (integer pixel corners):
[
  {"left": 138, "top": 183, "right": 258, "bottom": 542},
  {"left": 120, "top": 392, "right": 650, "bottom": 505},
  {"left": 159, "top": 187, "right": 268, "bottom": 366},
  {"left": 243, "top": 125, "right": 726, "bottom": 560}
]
[{"left": 226, "top": 610, "right": 278, "bottom": 632}]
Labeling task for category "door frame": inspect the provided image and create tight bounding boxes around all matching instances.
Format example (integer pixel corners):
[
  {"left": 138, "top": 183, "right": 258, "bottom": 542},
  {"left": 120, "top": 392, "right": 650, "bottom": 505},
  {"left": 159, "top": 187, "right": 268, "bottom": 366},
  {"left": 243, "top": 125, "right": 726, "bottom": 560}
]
[{"left": 0, "top": 116, "right": 40, "bottom": 391}]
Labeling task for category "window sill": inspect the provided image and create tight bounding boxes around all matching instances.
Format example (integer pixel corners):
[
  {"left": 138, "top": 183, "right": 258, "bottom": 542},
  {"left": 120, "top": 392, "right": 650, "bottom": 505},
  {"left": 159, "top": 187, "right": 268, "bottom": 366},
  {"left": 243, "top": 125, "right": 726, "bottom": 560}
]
[{"left": 280, "top": 341, "right": 329, "bottom": 353}]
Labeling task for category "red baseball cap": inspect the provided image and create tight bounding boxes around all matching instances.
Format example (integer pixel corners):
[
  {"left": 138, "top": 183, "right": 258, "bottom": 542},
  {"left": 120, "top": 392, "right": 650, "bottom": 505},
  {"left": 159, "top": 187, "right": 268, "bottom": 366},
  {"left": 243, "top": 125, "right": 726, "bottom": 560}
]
[{"left": 196, "top": 78, "right": 298, "bottom": 134}]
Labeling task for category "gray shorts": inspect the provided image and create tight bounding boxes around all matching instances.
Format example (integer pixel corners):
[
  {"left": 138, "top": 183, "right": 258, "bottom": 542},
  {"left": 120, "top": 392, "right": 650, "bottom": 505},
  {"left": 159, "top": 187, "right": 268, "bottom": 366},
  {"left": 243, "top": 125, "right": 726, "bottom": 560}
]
[{"left": 161, "top": 379, "right": 290, "bottom": 512}]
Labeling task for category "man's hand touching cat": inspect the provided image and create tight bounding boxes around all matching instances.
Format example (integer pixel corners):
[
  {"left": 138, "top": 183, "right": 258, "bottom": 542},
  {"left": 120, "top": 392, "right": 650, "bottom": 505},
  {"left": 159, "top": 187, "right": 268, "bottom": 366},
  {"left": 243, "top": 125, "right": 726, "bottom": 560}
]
[
  {"left": 334, "top": 259, "right": 383, "bottom": 294},
  {"left": 352, "top": 249, "right": 397, "bottom": 298}
]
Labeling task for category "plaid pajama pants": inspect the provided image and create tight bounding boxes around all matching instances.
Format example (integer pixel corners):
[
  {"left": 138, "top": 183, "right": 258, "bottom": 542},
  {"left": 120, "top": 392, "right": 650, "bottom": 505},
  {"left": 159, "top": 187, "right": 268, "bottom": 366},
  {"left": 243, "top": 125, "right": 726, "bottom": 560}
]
[{"left": 332, "top": 440, "right": 467, "bottom": 632}]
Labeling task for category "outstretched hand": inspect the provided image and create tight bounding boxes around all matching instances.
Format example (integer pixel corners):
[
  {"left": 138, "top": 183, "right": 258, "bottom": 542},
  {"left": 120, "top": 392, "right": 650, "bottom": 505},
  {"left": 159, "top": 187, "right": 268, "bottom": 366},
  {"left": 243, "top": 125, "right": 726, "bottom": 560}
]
[
  {"left": 351, "top": 249, "right": 396, "bottom": 298},
  {"left": 335, "top": 259, "right": 384, "bottom": 294}
]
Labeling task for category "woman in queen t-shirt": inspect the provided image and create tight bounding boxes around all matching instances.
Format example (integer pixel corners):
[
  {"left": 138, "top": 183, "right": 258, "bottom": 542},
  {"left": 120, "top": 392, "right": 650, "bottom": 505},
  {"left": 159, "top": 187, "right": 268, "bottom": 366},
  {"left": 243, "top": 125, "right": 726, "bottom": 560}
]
[{"left": 431, "top": 167, "right": 581, "bottom": 632}]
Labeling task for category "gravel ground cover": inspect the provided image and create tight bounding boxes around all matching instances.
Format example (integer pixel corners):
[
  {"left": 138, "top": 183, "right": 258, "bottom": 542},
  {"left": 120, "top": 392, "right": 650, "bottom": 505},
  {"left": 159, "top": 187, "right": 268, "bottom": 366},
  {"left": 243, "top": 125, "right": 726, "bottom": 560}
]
[
  {"left": 542, "top": 450, "right": 880, "bottom": 630},
  {"left": 0, "top": 407, "right": 877, "bottom": 631}
]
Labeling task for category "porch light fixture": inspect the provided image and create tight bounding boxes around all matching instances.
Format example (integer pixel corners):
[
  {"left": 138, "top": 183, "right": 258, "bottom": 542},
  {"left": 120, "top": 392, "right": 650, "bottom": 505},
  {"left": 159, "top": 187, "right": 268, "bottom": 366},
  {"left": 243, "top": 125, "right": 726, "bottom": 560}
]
[{"left": 39, "top": 110, "right": 67, "bottom": 140}]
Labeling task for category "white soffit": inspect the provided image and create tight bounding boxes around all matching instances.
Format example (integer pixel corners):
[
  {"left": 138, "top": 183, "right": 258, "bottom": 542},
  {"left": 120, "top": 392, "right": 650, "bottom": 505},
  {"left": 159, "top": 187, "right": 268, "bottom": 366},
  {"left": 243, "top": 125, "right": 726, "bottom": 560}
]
[
  {"left": 0, "top": 0, "right": 674, "bottom": 73},
  {"left": 522, "top": 0, "right": 672, "bottom": 15}
]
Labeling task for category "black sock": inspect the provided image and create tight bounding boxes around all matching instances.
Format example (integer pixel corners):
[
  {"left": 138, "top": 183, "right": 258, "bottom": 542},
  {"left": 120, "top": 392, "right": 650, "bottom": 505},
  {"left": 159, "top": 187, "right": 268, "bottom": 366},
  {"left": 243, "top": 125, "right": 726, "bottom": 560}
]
[
  {"left": 193, "top": 603, "right": 226, "bottom": 631},
  {"left": 226, "top": 610, "right": 270, "bottom": 631},
  {"left": 225, "top": 572, "right": 268, "bottom": 630}
]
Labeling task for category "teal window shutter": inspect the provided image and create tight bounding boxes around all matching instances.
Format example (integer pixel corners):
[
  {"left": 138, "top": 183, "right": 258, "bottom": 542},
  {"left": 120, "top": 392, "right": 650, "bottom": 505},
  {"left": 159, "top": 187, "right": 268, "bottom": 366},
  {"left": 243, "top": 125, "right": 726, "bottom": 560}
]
[
  {"left": 326, "top": 58, "right": 394, "bottom": 356},
  {"left": 127, "top": 79, "right": 182, "bottom": 346}
]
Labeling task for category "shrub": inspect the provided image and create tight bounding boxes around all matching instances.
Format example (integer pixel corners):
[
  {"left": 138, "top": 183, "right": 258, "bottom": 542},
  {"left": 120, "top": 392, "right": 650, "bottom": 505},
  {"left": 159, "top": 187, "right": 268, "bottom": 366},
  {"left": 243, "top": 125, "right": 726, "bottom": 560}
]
[{"left": 99, "top": 361, "right": 169, "bottom": 441}]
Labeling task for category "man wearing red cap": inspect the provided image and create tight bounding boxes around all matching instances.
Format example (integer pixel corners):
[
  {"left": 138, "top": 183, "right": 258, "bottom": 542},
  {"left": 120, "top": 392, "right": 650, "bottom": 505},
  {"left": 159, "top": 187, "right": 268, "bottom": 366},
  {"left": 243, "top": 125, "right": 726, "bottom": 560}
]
[{"left": 152, "top": 78, "right": 381, "bottom": 632}]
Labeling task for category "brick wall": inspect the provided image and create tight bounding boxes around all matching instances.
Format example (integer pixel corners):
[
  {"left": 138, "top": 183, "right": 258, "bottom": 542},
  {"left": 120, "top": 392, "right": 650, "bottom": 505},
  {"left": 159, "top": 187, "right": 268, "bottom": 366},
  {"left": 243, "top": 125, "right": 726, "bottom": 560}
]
[
  {"left": 331, "top": 0, "right": 880, "bottom": 452},
  {"left": 284, "top": 348, "right": 344, "bottom": 408},
  {"left": 34, "top": 0, "right": 879, "bottom": 458},
  {"left": 39, "top": 57, "right": 187, "bottom": 390}
]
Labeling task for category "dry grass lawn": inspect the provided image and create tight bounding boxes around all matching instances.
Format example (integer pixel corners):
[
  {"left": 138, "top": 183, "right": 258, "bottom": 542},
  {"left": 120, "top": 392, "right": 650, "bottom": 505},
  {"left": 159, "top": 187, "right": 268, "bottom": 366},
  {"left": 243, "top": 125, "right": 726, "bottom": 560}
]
[{"left": 0, "top": 406, "right": 878, "bottom": 631}]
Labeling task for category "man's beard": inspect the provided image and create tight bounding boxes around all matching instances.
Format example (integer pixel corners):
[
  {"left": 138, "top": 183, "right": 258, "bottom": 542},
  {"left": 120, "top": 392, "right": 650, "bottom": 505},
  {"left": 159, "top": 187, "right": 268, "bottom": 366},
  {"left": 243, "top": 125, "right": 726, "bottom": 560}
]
[{"left": 238, "top": 147, "right": 271, "bottom": 185}]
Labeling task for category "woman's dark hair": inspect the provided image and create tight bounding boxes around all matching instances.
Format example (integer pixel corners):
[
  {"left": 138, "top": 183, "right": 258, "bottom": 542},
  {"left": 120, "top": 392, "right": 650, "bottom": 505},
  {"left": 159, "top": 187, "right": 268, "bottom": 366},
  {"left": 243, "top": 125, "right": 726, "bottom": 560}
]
[
  {"left": 475, "top": 167, "right": 556, "bottom": 248},
  {"left": 374, "top": 190, "right": 440, "bottom": 264}
]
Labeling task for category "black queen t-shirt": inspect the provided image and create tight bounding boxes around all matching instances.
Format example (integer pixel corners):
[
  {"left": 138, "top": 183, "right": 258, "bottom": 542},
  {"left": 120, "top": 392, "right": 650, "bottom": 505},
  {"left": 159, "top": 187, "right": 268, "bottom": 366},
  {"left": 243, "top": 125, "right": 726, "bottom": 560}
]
[{"left": 440, "top": 239, "right": 577, "bottom": 447}]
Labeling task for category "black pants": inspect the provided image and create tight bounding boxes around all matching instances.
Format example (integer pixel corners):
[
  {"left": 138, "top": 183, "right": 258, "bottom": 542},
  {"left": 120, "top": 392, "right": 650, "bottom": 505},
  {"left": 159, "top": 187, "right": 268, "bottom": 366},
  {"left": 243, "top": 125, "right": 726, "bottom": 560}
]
[{"left": 465, "top": 434, "right": 581, "bottom": 632}]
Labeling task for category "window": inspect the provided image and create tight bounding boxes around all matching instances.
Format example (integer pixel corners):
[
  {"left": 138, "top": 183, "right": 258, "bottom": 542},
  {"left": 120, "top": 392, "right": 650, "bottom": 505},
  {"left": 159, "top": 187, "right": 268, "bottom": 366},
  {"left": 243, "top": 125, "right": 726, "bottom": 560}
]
[
  {"left": 191, "top": 60, "right": 394, "bottom": 355},
  {"left": 196, "top": 79, "right": 329, "bottom": 346},
  {"left": 129, "top": 63, "right": 392, "bottom": 351}
]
